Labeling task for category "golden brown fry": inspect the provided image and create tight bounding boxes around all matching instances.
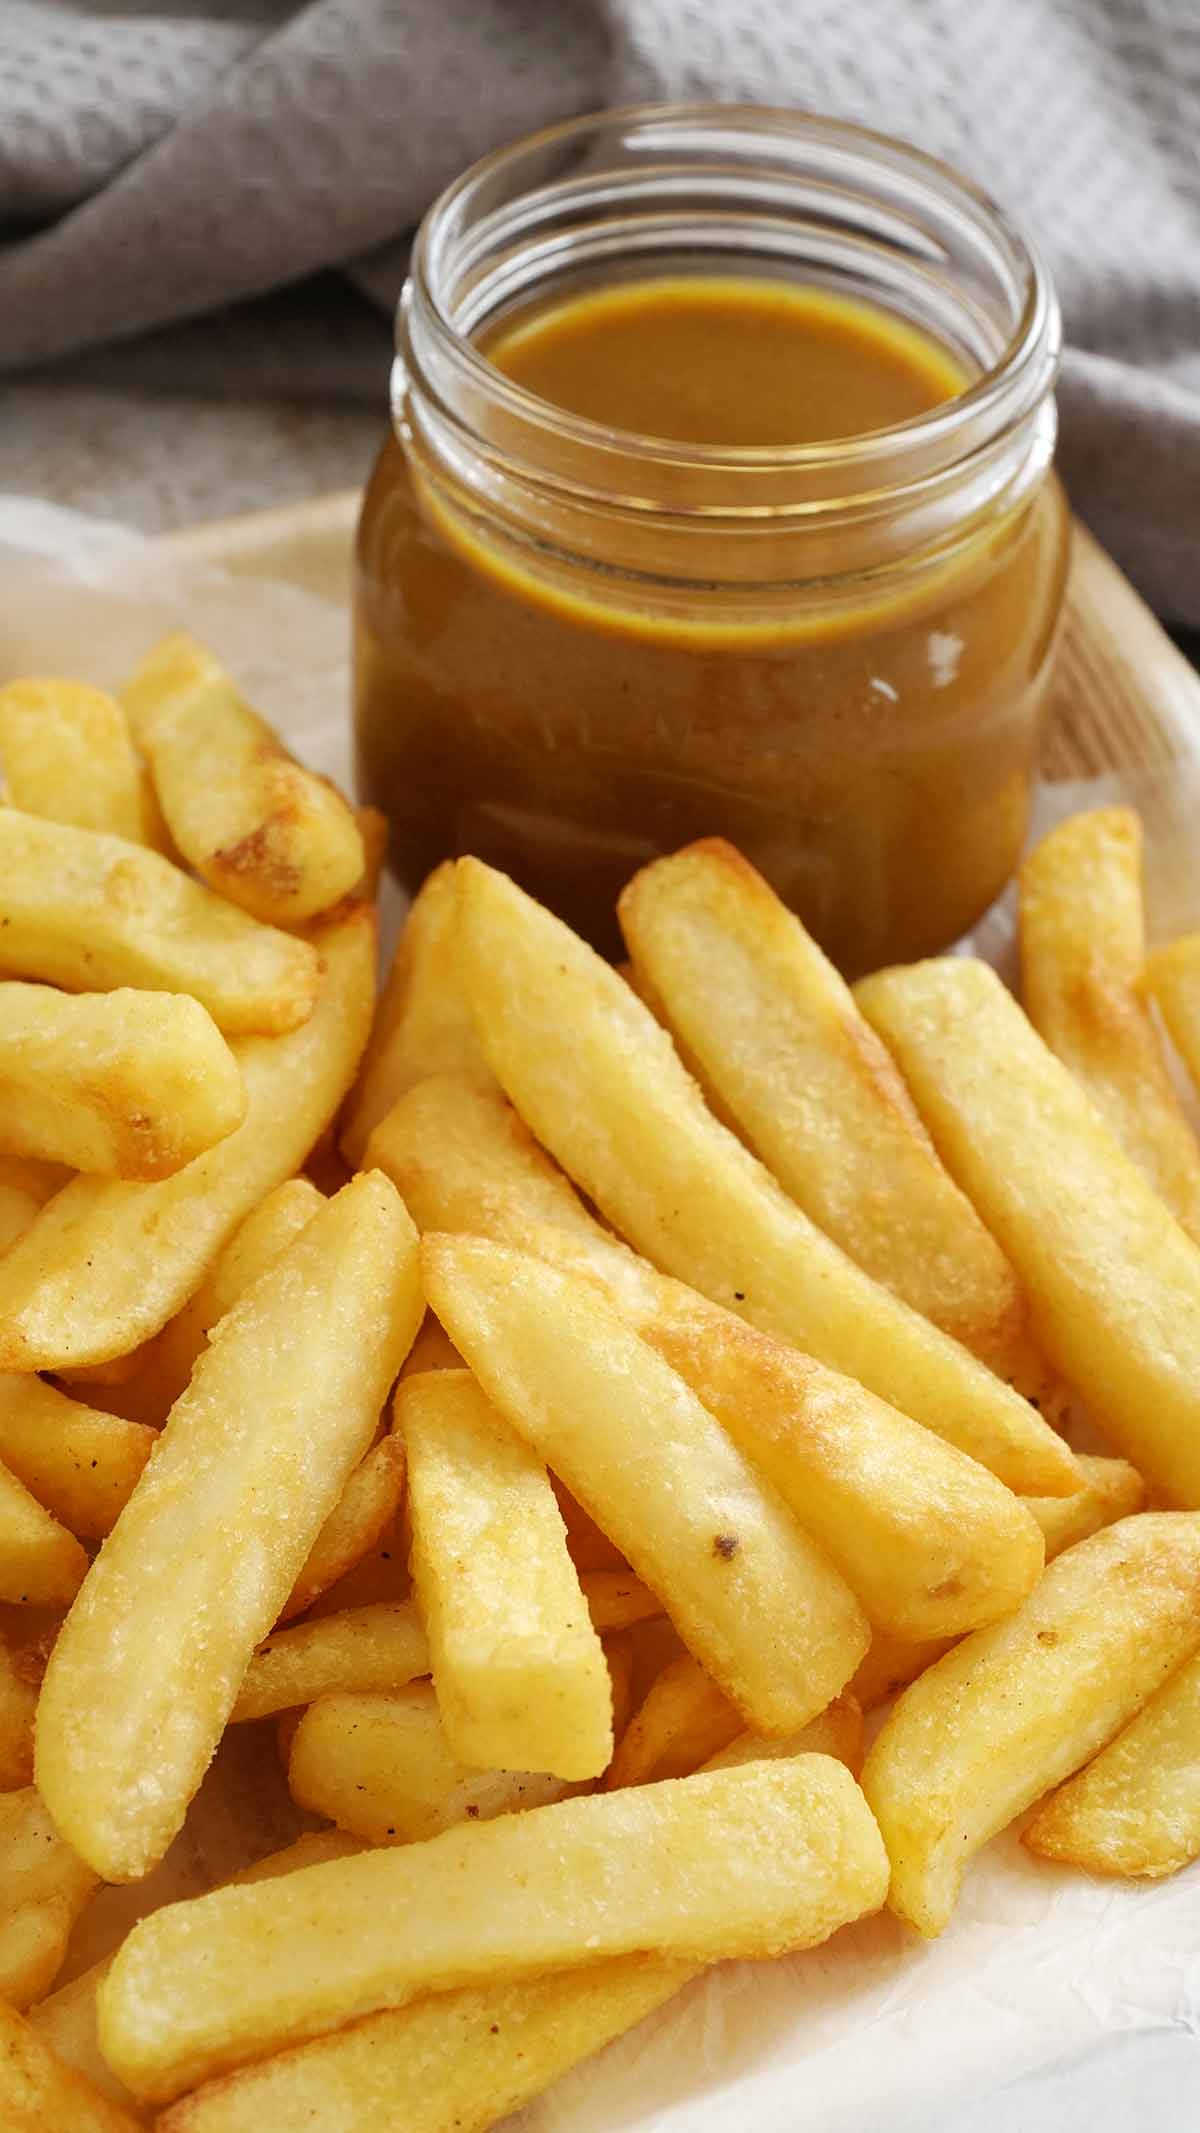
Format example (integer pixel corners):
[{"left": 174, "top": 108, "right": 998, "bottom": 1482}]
[
  {"left": 0, "top": 906, "right": 374, "bottom": 1372},
  {"left": 607, "top": 1654, "right": 741, "bottom": 1788},
  {"left": 604, "top": 1631, "right": 637, "bottom": 1744},
  {"left": 0, "top": 1787, "right": 98, "bottom": 2008},
  {"left": 1025, "top": 1453, "right": 1146, "bottom": 1562},
  {"left": 401, "top": 1370, "right": 611, "bottom": 1781},
  {"left": 0, "top": 1463, "right": 88, "bottom": 1609},
  {"left": 849, "top": 1631, "right": 956, "bottom": 1712},
  {"left": 231, "top": 1602, "right": 429, "bottom": 1723},
  {"left": 0, "top": 809, "right": 320, "bottom": 1035},
  {"left": 0, "top": 1376, "right": 154, "bottom": 1541},
  {"left": 123, "top": 635, "right": 364, "bottom": 926},
  {"left": 35, "top": 1173, "right": 422, "bottom": 1882},
  {"left": 0, "top": 2000, "right": 142, "bottom": 2133},
  {"left": 620, "top": 838, "right": 1038, "bottom": 1377},
  {"left": 857, "top": 956, "right": 1200, "bottom": 1509},
  {"left": 1025, "top": 1647, "right": 1200, "bottom": 1878},
  {"left": 0, "top": 677, "right": 164, "bottom": 851},
  {"left": 452, "top": 861, "right": 1077, "bottom": 1498},
  {"left": 1146, "top": 931, "right": 1200, "bottom": 1096},
  {"left": 353, "top": 806, "right": 389, "bottom": 899},
  {"left": 554, "top": 1478, "right": 629, "bottom": 1574},
  {"left": 423, "top": 1234, "right": 869, "bottom": 1736},
  {"left": 0, "top": 1630, "right": 38, "bottom": 1789},
  {"left": 1020, "top": 808, "right": 1200, "bottom": 1241},
  {"left": 704, "top": 1692, "right": 864, "bottom": 1779},
  {"left": 100, "top": 1757, "right": 889, "bottom": 2103},
  {"left": 372, "top": 1074, "right": 1055, "bottom": 1634},
  {"left": 861, "top": 1513, "right": 1200, "bottom": 1934},
  {"left": 340, "top": 861, "right": 493, "bottom": 1166},
  {"left": 278, "top": 1436, "right": 407, "bottom": 1624}
]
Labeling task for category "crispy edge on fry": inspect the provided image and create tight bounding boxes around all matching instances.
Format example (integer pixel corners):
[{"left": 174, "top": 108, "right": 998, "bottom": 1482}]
[
  {"left": 0, "top": 677, "right": 164, "bottom": 852},
  {"left": 1024, "top": 1646, "right": 1200, "bottom": 1878}
]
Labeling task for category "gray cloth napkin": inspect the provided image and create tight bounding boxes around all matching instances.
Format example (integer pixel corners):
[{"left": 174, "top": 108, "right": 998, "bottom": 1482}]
[{"left": 2, "top": 0, "right": 1197, "bottom": 621}]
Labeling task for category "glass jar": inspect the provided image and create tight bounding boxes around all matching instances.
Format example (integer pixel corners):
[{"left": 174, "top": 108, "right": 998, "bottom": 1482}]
[{"left": 355, "top": 104, "right": 1069, "bottom": 973}]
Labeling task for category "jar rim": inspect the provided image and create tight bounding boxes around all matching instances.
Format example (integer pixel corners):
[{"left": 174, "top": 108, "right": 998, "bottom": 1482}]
[{"left": 405, "top": 100, "right": 1060, "bottom": 484}]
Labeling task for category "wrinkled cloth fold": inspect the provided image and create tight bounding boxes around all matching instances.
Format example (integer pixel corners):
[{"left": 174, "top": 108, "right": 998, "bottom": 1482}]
[{"left": 2, "top": 0, "right": 1197, "bottom": 618}]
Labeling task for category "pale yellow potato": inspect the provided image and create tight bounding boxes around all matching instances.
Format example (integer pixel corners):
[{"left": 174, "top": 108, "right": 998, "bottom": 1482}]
[
  {"left": 0, "top": 1158, "right": 69, "bottom": 1257},
  {"left": 289, "top": 1682, "right": 580, "bottom": 1844},
  {"left": 371, "top": 1075, "right": 1056, "bottom": 1634},
  {"left": 850, "top": 1631, "right": 956, "bottom": 1712},
  {"left": 452, "top": 862, "right": 1077, "bottom": 1499},
  {"left": 607, "top": 1654, "right": 741, "bottom": 1788},
  {"left": 0, "top": 1463, "right": 88, "bottom": 1608},
  {"left": 0, "top": 1630, "right": 38, "bottom": 1789},
  {"left": 155, "top": 1954, "right": 698, "bottom": 2133},
  {"left": 423, "top": 1234, "right": 869, "bottom": 1736},
  {"left": 100, "top": 1756, "right": 889, "bottom": 2103},
  {"left": 1025, "top": 1647, "right": 1200, "bottom": 1878},
  {"left": 620, "top": 838, "right": 1040, "bottom": 1380},
  {"left": 0, "top": 982, "right": 245, "bottom": 1180},
  {"left": 340, "top": 860, "right": 492, "bottom": 1166},
  {"left": 0, "top": 809, "right": 320, "bottom": 1036},
  {"left": 0, "top": 1375, "right": 154, "bottom": 1541},
  {"left": 401, "top": 1370, "right": 612, "bottom": 1781},
  {"left": 0, "top": 2001, "right": 142, "bottom": 2133},
  {"left": 0, "top": 677, "right": 164, "bottom": 851},
  {"left": 0, "top": 906, "right": 374, "bottom": 1372},
  {"left": 579, "top": 1569, "right": 662, "bottom": 1632},
  {"left": 1146, "top": 931, "right": 1200, "bottom": 1094},
  {"left": 0, "top": 1787, "right": 98, "bottom": 2008},
  {"left": 1025, "top": 1453, "right": 1146, "bottom": 1561},
  {"left": 35, "top": 1172, "right": 423, "bottom": 1883},
  {"left": 705, "top": 1692, "right": 864, "bottom": 1778},
  {"left": 277, "top": 1435, "right": 407, "bottom": 1624},
  {"left": 232, "top": 1601, "right": 429, "bottom": 1723},
  {"left": 123, "top": 635, "right": 364, "bottom": 926},
  {"left": 1020, "top": 808, "right": 1200, "bottom": 1242},
  {"left": 861, "top": 1513, "right": 1200, "bottom": 1935},
  {"left": 856, "top": 956, "right": 1200, "bottom": 1509}
]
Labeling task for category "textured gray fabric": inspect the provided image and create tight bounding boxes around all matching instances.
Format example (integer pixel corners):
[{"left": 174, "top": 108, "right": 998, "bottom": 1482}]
[{"left": 1, "top": 1, "right": 1197, "bottom": 617}]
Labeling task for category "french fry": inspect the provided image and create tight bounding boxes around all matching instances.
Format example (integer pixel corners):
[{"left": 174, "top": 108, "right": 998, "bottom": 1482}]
[
  {"left": 0, "top": 1787, "right": 98, "bottom": 2008},
  {"left": 0, "top": 1376, "right": 154, "bottom": 1540},
  {"left": 400, "top": 1370, "right": 612, "bottom": 1781},
  {"left": 856, "top": 956, "right": 1200, "bottom": 1509},
  {"left": 0, "top": 677, "right": 164, "bottom": 851},
  {"left": 1146, "top": 931, "right": 1200, "bottom": 1094},
  {"left": 340, "top": 861, "right": 493, "bottom": 1167},
  {"left": 604, "top": 1631, "right": 637, "bottom": 1744},
  {"left": 0, "top": 809, "right": 320, "bottom": 1036},
  {"left": 0, "top": 2001, "right": 142, "bottom": 2133},
  {"left": 607, "top": 1654, "right": 741, "bottom": 1788},
  {"left": 0, "top": 906, "right": 375, "bottom": 1372},
  {"left": 278, "top": 1436, "right": 407, "bottom": 1624},
  {"left": 1020, "top": 808, "right": 1200, "bottom": 1241},
  {"left": 620, "top": 839, "right": 1040, "bottom": 1379},
  {"left": 424, "top": 1235, "right": 870, "bottom": 1735},
  {"left": 0, "top": 983, "right": 245, "bottom": 1180},
  {"left": 0, "top": 1463, "right": 88, "bottom": 1608},
  {"left": 122, "top": 636, "right": 364, "bottom": 926},
  {"left": 35, "top": 1172, "right": 423, "bottom": 1882},
  {"left": 353, "top": 805, "right": 389, "bottom": 900},
  {"left": 554, "top": 1478, "right": 629, "bottom": 1574},
  {"left": 861, "top": 1513, "right": 1200, "bottom": 1935},
  {"left": 100, "top": 1756, "right": 890, "bottom": 2103},
  {"left": 371, "top": 1075, "right": 1055, "bottom": 1635},
  {"left": 288, "top": 1682, "right": 581, "bottom": 1844},
  {"left": 705, "top": 1692, "right": 864, "bottom": 1778},
  {"left": 0, "top": 1158, "right": 67, "bottom": 1257},
  {"left": 155, "top": 1954, "right": 698, "bottom": 2133},
  {"left": 849, "top": 1631, "right": 956, "bottom": 1712},
  {"left": 579, "top": 1570, "right": 662, "bottom": 1633},
  {"left": 399, "top": 1315, "right": 463, "bottom": 1376},
  {"left": 452, "top": 860, "right": 1077, "bottom": 1498},
  {"left": 1025, "top": 1647, "right": 1200, "bottom": 1878},
  {"left": 0, "top": 1629, "right": 39, "bottom": 1788},
  {"left": 231, "top": 1602, "right": 430, "bottom": 1724},
  {"left": 1024, "top": 1453, "right": 1146, "bottom": 1561}
]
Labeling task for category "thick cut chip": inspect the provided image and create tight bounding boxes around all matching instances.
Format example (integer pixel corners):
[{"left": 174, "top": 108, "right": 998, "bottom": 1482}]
[
  {"left": 0, "top": 906, "right": 375, "bottom": 1372},
  {"left": 452, "top": 861, "right": 1076, "bottom": 1498},
  {"left": 35, "top": 1171, "right": 423, "bottom": 1882},
  {"left": 704, "top": 1692, "right": 864, "bottom": 1778},
  {"left": 340, "top": 861, "right": 492, "bottom": 1166},
  {"left": 1019, "top": 807, "right": 1200, "bottom": 1241},
  {"left": 123, "top": 635, "right": 364, "bottom": 925},
  {"left": 288, "top": 1682, "right": 580, "bottom": 1844},
  {"left": 0, "top": 809, "right": 319, "bottom": 1034},
  {"left": 607, "top": 1654, "right": 741, "bottom": 1788},
  {"left": 0, "top": 1376, "right": 154, "bottom": 1540},
  {"left": 423, "top": 1235, "right": 869, "bottom": 1736},
  {"left": 861, "top": 1513, "right": 1200, "bottom": 1935},
  {"left": 371, "top": 1075, "right": 1055, "bottom": 1635},
  {"left": 1025, "top": 1647, "right": 1200, "bottom": 1878},
  {"left": 99, "top": 1756, "right": 889, "bottom": 2103},
  {"left": 0, "top": 677, "right": 164, "bottom": 850},
  {"left": 1146, "top": 932, "right": 1200, "bottom": 1096},
  {"left": 0, "top": 1463, "right": 88, "bottom": 1607},
  {"left": 1024, "top": 1453, "right": 1145, "bottom": 1561},
  {"left": 0, "top": 2001, "right": 142, "bottom": 2133},
  {"left": 856, "top": 956, "right": 1200, "bottom": 1509},
  {"left": 620, "top": 838, "right": 1040, "bottom": 1379},
  {"left": 232, "top": 1601, "right": 429, "bottom": 1723},
  {"left": 0, "top": 1787, "right": 98, "bottom": 2008},
  {"left": 155, "top": 1954, "right": 697, "bottom": 2133},
  {"left": 400, "top": 1370, "right": 612, "bottom": 1780},
  {"left": 278, "top": 1436, "right": 407, "bottom": 1624},
  {"left": 0, "top": 982, "right": 244, "bottom": 1179}
]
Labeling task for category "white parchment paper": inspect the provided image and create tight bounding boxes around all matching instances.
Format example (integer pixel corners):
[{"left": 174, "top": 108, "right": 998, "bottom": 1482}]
[{"left": 2, "top": 494, "right": 1199, "bottom": 2133}]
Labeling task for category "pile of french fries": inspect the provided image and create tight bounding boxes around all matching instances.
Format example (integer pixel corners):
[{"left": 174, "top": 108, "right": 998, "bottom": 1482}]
[{"left": 1, "top": 640, "right": 1200, "bottom": 2132}]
